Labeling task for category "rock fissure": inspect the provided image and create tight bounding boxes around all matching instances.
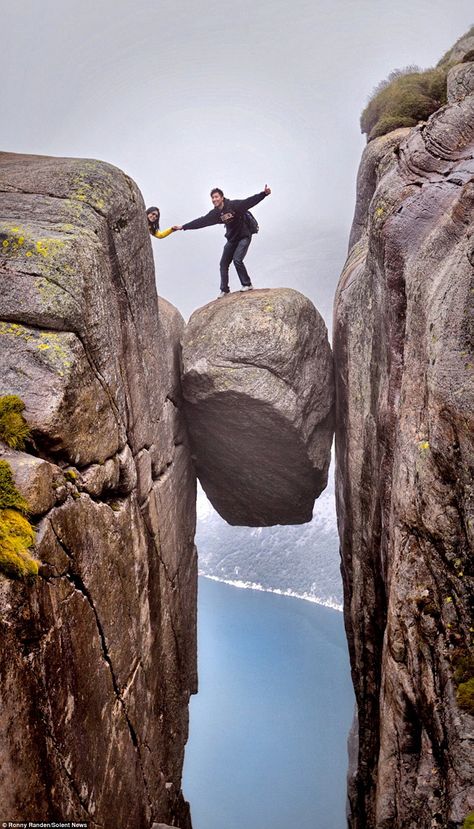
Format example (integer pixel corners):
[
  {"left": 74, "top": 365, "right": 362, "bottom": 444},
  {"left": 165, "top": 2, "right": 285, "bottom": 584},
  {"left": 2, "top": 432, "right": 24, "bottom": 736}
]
[
  {"left": 37, "top": 710, "right": 99, "bottom": 826},
  {"left": 0, "top": 269, "right": 82, "bottom": 310},
  {"left": 0, "top": 184, "right": 109, "bottom": 221},
  {"left": 48, "top": 523, "right": 155, "bottom": 815},
  {"left": 71, "top": 328, "right": 125, "bottom": 435},
  {"left": 217, "top": 355, "right": 295, "bottom": 387},
  {"left": 103, "top": 226, "right": 162, "bottom": 442}
]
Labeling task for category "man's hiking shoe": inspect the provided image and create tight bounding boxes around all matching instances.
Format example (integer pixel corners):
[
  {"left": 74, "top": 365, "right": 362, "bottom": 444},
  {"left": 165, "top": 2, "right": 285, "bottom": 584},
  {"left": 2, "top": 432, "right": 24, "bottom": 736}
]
[
  {"left": 240, "top": 285, "right": 253, "bottom": 292},
  {"left": 218, "top": 290, "right": 230, "bottom": 298}
]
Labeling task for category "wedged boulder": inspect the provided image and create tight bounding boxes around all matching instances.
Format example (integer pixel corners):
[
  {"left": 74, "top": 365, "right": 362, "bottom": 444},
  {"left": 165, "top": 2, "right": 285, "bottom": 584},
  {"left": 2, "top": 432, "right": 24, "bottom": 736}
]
[{"left": 181, "top": 288, "right": 334, "bottom": 526}]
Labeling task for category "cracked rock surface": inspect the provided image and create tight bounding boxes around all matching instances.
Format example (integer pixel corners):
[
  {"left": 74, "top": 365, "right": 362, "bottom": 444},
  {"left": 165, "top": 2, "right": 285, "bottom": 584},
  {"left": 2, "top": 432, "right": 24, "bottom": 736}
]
[
  {"left": 0, "top": 153, "right": 197, "bottom": 829},
  {"left": 333, "top": 39, "right": 474, "bottom": 829},
  {"left": 181, "top": 288, "right": 334, "bottom": 526}
]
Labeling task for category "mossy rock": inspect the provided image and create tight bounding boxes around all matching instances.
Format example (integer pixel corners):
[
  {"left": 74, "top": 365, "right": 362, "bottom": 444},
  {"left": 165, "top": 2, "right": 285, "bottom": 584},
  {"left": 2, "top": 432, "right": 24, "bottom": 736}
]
[
  {"left": 463, "top": 812, "right": 474, "bottom": 829},
  {"left": 454, "top": 653, "right": 474, "bottom": 685},
  {"left": 0, "top": 529, "right": 38, "bottom": 578},
  {"left": 457, "top": 678, "right": 474, "bottom": 714},
  {"left": 0, "top": 394, "right": 30, "bottom": 450},
  {"left": 452, "top": 652, "right": 474, "bottom": 715},
  {"left": 0, "top": 460, "right": 28, "bottom": 511},
  {"left": 0, "top": 507, "right": 38, "bottom": 579},
  {"left": 0, "top": 461, "right": 38, "bottom": 579}
]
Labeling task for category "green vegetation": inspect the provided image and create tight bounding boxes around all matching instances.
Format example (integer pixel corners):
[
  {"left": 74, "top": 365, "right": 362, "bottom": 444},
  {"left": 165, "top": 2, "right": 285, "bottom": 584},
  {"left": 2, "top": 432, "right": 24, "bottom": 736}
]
[
  {"left": 0, "top": 461, "right": 38, "bottom": 579},
  {"left": 463, "top": 811, "right": 474, "bottom": 829},
  {"left": 361, "top": 26, "right": 474, "bottom": 140},
  {"left": 361, "top": 65, "right": 449, "bottom": 141},
  {"left": 453, "top": 652, "right": 474, "bottom": 715},
  {"left": 457, "top": 679, "right": 474, "bottom": 713},
  {"left": 0, "top": 460, "right": 28, "bottom": 512},
  {"left": 0, "top": 394, "right": 31, "bottom": 449}
]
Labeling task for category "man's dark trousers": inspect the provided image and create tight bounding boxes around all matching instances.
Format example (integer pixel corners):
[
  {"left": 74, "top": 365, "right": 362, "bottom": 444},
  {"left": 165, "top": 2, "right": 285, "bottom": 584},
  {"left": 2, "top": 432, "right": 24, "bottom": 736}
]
[{"left": 220, "top": 236, "right": 252, "bottom": 292}]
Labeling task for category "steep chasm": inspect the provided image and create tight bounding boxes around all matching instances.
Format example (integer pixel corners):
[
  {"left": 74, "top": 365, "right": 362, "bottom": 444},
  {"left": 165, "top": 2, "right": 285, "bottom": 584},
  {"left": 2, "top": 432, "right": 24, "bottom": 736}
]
[
  {"left": 0, "top": 153, "right": 197, "bottom": 829},
  {"left": 181, "top": 289, "right": 334, "bottom": 526},
  {"left": 334, "top": 37, "right": 474, "bottom": 829}
]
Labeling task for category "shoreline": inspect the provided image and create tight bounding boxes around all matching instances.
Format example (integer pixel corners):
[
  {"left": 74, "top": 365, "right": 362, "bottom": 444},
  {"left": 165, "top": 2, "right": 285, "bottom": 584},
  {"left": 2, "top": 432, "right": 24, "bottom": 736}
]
[{"left": 198, "top": 571, "right": 343, "bottom": 612}]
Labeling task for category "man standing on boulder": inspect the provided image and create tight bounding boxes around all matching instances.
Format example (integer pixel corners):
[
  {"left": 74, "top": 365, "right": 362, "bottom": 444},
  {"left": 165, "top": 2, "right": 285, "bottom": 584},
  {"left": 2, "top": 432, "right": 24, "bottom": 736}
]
[{"left": 176, "top": 185, "right": 271, "bottom": 298}]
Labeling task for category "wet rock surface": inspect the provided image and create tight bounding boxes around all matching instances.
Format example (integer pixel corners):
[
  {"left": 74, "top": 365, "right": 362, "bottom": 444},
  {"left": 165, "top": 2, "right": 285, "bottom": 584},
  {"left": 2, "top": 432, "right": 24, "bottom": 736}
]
[
  {"left": 181, "top": 288, "right": 334, "bottom": 526},
  {"left": 334, "top": 40, "right": 474, "bottom": 829},
  {"left": 0, "top": 153, "right": 196, "bottom": 829}
]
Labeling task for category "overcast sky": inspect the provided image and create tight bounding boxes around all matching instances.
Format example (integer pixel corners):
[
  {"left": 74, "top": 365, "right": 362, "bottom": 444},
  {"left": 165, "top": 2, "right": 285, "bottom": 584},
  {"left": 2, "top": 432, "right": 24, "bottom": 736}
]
[{"left": 2, "top": 0, "right": 473, "bottom": 321}]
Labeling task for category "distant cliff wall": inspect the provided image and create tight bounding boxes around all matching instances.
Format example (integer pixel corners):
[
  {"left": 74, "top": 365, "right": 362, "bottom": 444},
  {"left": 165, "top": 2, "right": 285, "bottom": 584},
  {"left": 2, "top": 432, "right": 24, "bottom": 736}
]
[
  {"left": 0, "top": 154, "right": 197, "bottom": 829},
  {"left": 333, "top": 38, "right": 474, "bottom": 829}
]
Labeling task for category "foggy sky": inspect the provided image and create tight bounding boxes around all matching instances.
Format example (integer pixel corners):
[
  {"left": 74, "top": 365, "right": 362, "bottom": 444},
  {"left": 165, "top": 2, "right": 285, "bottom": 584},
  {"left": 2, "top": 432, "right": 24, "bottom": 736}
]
[{"left": 2, "top": 0, "right": 473, "bottom": 320}]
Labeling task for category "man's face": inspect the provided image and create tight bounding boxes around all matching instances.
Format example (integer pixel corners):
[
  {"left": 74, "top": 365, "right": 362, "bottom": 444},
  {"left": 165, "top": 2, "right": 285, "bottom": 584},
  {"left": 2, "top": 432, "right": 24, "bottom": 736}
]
[
  {"left": 211, "top": 192, "right": 224, "bottom": 209},
  {"left": 147, "top": 211, "right": 158, "bottom": 223}
]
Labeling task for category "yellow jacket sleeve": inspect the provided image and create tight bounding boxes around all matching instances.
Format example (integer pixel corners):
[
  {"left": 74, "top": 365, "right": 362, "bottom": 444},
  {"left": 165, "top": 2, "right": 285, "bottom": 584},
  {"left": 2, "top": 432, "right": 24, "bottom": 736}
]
[{"left": 154, "top": 227, "right": 174, "bottom": 239}]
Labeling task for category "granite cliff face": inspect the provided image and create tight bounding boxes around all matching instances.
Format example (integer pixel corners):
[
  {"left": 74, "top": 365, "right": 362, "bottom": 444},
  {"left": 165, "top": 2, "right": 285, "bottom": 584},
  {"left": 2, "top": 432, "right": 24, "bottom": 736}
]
[
  {"left": 0, "top": 153, "right": 197, "bottom": 828},
  {"left": 334, "top": 38, "right": 474, "bottom": 829},
  {"left": 181, "top": 289, "right": 334, "bottom": 526}
]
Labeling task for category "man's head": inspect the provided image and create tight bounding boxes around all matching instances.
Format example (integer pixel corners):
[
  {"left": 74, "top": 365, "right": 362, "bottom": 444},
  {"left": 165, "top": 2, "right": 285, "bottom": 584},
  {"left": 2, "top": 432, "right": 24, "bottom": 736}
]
[{"left": 210, "top": 188, "right": 225, "bottom": 209}]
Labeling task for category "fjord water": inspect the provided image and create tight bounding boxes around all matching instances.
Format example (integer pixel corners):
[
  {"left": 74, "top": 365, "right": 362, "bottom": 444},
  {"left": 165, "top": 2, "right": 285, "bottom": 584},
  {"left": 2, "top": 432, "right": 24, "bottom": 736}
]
[{"left": 184, "top": 577, "right": 354, "bottom": 829}]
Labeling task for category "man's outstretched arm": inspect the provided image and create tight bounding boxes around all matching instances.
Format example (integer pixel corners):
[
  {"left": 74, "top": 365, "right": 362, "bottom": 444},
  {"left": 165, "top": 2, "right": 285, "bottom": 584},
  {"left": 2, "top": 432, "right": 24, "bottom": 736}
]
[
  {"left": 232, "top": 184, "right": 272, "bottom": 212},
  {"left": 181, "top": 210, "right": 220, "bottom": 231}
]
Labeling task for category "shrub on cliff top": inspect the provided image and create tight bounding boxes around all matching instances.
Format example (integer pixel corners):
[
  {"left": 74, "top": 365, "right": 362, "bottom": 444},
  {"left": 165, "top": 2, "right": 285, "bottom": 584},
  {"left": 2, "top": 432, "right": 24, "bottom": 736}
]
[
  {"left": 0, "top": 461, "right": 38, "bottom": 579},
  {"left": 360, "top": 65, "right": 448, "bottom": 141},
  {"left": 0, "top": 394, "right": 30, "bottom": 449}
]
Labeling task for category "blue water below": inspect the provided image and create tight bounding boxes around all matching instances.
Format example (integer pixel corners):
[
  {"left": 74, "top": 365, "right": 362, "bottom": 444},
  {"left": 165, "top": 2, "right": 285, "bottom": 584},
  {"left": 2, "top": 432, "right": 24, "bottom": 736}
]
[{"left": 183, "top": 577, "right": 354, "bottom": 829}]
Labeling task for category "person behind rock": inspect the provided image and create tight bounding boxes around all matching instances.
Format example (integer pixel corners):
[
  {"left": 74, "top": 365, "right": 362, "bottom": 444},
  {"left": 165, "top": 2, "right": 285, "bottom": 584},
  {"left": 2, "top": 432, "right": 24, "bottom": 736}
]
[
  {"left": 146, "top": 206, "right": 179, "bottom": 239},
  {"left": 176, "top": 185, "right": 271, "bottom": 298}
]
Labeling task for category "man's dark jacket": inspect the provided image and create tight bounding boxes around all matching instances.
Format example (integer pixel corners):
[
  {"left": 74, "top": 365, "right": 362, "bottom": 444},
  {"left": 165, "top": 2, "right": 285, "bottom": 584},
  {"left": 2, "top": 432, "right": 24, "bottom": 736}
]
[{"left": 182, "top": 191, "right": 267, "bottom": 243}]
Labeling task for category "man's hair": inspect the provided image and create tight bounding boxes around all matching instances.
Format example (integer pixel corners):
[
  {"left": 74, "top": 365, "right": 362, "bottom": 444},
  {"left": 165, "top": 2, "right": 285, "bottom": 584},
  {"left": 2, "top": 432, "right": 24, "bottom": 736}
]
[{"left": 210, "top": 188, "right": 224, "bottom": 198}]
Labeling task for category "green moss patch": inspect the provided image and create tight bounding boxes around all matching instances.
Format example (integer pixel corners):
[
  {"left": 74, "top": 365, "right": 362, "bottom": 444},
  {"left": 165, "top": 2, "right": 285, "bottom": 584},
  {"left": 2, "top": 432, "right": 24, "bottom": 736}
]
[
  {"left": 463, "top": 811, "right": 474, "bottom": 829},
  {"left": 0, "top": 460, "right": 28, "bottom": 512},
  {"left": 0, "top": 394, "right": 30, "bottom": 450},
  {"left": 457, "top": 678, "right": 474, "bottom": 714},
  {"left": 0, "top": 463, "right": 38, "bottom": 579},
  {"left": 361, "top": 65, "right": 449, "bottom": 141},
  {"left": 453, "top": 652, "right": 474, "bottom": 715}
]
